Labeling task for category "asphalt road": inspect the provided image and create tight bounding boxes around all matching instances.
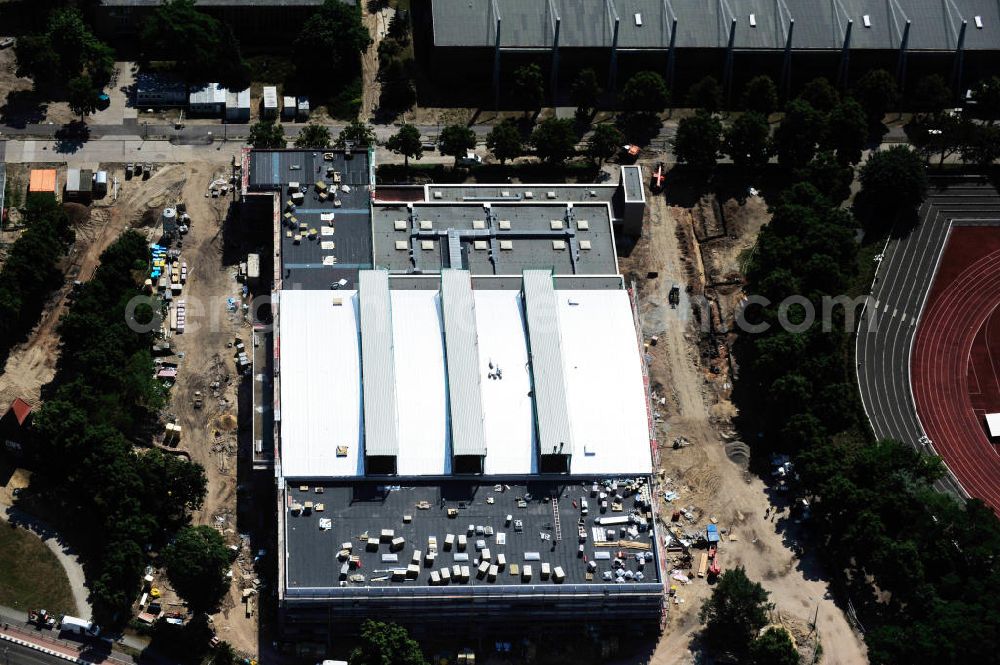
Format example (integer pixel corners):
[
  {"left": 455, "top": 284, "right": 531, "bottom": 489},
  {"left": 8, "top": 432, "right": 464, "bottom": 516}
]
[
  {"left": 0, "top": 640, "right": 64, "bottom": 665},
  {"left": 856, "top": 176, "right": 1000, "bottom": 498}
]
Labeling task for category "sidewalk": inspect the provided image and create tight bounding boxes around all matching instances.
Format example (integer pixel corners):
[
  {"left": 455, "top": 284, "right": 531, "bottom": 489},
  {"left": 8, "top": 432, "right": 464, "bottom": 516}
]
[{"left": 0, "top": 621, "right": 132, "bottom": 664}]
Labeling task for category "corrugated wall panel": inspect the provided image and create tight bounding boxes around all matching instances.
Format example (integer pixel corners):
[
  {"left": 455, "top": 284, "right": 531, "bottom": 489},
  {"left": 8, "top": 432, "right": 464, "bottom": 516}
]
[
  {"left": 360, "top": 270, "right": 400, "bottom": 458},
  {"left": 441, "top": 269, "right": 488, "bottom": 458},
  {"left": 522, "top": 270, "right": 574, "bottom": 460}
]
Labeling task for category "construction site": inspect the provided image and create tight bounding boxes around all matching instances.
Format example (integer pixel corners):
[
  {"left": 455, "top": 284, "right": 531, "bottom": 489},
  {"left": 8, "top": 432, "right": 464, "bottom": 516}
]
[{"left": 0, "top": 139, "right": 871, "bottom": 663}]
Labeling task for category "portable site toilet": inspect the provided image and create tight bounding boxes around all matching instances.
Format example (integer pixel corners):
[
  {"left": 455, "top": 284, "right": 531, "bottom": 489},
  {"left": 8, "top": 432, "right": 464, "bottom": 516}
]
[
  {"left": 262, "top": 87, "right": 279, "bottom": 119},
  {"left": 297, "top": 96, "right": 310, "bottom": 120},
  {"left": 93, "top": 171, "right": 108, "bottom": 197},
  {"left": 281, "top": 96, "right": 296, "bottom": 120}
]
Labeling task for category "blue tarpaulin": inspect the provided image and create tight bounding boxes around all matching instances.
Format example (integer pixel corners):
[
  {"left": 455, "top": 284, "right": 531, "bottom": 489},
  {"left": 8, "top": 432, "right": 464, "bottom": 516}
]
[{"left": 706, "top": 524, "right": 720, "bottom": 543}]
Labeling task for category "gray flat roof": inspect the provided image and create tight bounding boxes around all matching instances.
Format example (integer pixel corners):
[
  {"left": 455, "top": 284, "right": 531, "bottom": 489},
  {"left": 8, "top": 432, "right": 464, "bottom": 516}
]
[
  {"left": 440, "top": 270, "right": 488, "bottom": 459},
  {"left": 283, "top": 478, "right": 662, "bottom": 591},
  {"left": 387, "top": 274, "right": 626, "bottom": 291},
  {"left": 431, "top": 0, "right": 1000, "bottom": 51},
  {"left": 425, "top": 183, "right": 618, "bottom": 204},
  {"left": 622, "top": 166, "right": 645, "bottom": 203},
  {"left": 522, "top": 270, "right": 574, "bottom": 462},
  {"left": 359, "top": 271, "right": 400, "bottom": 459},
  {"left": 249, "top": 149, "right": 373, "bottom": 289},
  {"left": 372, "top": 202, "right": 618, "bottom": 276}
]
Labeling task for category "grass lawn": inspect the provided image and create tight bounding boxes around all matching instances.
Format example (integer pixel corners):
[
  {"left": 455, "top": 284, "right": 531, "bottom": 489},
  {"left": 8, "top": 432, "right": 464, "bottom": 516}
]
[{"left": 0, "top": 522, "right": 76, "bottom": 615}]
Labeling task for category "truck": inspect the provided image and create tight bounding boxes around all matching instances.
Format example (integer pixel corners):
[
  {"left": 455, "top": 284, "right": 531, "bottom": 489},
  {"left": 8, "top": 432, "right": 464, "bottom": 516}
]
[
  {"left": 28, "top": 609, "right": 56, "bottom": 629},
  {"left": 59, "top": 615, "right": 100, "bottom": 637}
]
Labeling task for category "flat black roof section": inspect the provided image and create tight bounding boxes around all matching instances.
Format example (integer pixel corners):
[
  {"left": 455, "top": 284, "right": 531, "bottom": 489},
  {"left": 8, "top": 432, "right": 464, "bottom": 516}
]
[{"left": 284, "top": 479, "right": 661, "bottom": 592}]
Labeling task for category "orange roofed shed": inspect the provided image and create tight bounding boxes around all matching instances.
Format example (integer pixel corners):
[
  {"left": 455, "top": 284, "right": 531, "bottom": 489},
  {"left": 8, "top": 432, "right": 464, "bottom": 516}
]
[{"left": 29, "top": 169, "right": 57, "bottom": 193}]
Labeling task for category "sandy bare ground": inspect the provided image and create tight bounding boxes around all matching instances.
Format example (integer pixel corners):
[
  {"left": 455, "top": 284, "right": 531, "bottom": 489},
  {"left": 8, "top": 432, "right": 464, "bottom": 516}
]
[
  {"left": 153, "top": 166, "right": 259, "bottom": 654},
  {"left": 0, "top": 161, "right": 258, "bottom": 653},
  {"left": 0, "top": 43, "right": 75, "bottom": 127},
  {"left": 621, "top": 192, "right": 868, "bottom": 665},
  {"left": 359, "top": 2, "right": 385, "bottom": 121}
]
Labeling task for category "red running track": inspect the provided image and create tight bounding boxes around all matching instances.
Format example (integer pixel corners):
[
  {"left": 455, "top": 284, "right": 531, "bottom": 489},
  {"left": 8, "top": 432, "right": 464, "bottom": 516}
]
[{"left": 912, "top": 228, "right": 1000, "bottom": 514}]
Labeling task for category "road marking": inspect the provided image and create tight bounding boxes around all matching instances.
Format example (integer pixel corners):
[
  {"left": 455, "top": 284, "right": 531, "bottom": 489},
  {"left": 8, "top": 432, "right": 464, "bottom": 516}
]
[
  {"left": 893, "top": 308, "right": 898, "bottom": 318},
  {"left": 900, "top": 312, "right": 906, "bottom": 321}
]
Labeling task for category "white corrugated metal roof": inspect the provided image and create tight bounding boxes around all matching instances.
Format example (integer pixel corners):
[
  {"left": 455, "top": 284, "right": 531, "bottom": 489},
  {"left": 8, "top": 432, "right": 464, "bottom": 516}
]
[
  {"left": 441, "top": 270, "right": 487, "bottom": 459},
  {"left": 263, "top": 86, "right": 278, "bottom": 108},
  {"left": 189, "top": 82, "right": 227, "bottom": 106},
  {"left": 278, "top": 280, "right": 652, "bottom": 478},
  {"left": 279, "top": 290, "right": 363, "bottom": 478},
  {"left": 560, "top": 289, "right": 652, "bottom": 476},
  {"left": 392, "top": 290, "right": 450, "bottom": 476},
  {"left": 359, "top": 270, "right": 400, "bottom": 458},
  {"left": 522, "top": 270, "right": 575, "bottom": 461},
  {"left": 477, "top": 290, "right": 537, "bottom": 475}
]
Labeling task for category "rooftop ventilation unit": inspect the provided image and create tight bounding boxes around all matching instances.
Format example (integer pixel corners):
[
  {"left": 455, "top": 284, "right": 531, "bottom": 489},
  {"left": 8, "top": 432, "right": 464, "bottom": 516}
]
[
  {"left": 634, "top": 13, "right": 642, "bottom": 26},
  {"left": 749, "top": 13, "right": 756, "bottom": 27},
  {"left": 975, "top": 15, "right": 983, "bottom": 28},
  {"left": 433, "top": 191, "right": 443, "bottom": 199},
  {"left": 863, "top": 14, "right": 871, "bottom": 27}
]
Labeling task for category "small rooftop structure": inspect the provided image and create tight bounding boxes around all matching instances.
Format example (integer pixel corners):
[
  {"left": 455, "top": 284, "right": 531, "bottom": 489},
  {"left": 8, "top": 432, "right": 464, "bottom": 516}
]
[
  {"left": 134, "top": 72, "right": 187, "bottom": 107},
  {"left": 6, "top": 398, "right": 32, "bottom": 427},
  {"left": 65, "top": 169, "right": 93, "bottom": 201},
  {"left": 189, "top": 82, "right": 227, "bottom": 109},
  {"left": 29, "top": 169, "right": 57, "bottom": 194}
]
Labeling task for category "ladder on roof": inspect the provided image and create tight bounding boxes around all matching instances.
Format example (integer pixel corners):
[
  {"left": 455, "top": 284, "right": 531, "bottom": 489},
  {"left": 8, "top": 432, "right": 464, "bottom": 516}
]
[{"left": 552, "top": 497, "right": 562, "bottom": 542}]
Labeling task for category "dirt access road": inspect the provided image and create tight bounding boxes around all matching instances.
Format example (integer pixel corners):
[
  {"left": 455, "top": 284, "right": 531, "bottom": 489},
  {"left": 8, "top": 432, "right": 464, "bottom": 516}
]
[
  {"left": 621, "top": 192, "right": 868, "bottom": 665},
  {"left": 149, "top": 165, "right": 259, "bottom": 654}
]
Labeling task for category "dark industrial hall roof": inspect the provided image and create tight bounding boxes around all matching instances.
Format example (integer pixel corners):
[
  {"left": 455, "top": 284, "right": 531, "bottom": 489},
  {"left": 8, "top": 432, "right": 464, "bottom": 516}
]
[{"left": 431, "top": 0, "right": 1000, "bottom": 52}]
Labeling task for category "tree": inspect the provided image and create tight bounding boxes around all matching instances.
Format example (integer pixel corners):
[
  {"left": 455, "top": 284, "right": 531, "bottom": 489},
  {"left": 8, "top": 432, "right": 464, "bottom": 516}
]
[
  {"left": 912, "top": 74, "right": 952, "bottom": 114},
  {"left": 858, "top": 146, "right": 928, "bottom": 217},
  {"left": 724, "top": 111, "right": 770, "bottom": 170},
  {"left": 292, "top": 0, "right": 372, "bottom": 96},
  {"left": 438, "top": 124, "right": 476, "bottom": 164},
  {"left": 687, "top": 75, "right": 723, "bottom": 112},
  {"left": 699, "top": 566, "right": 773, "bottom": 658},
  {"left": 794, "top": 151, "right": 853, "bottom": 205},
  {"left": 349, "top": 620, "right": 428, "bottom": 665},
  {"left": 587, "top": 123, "right": 624, "bottom": 164},
  {"left": 248, "top": 120, "right": 285, "bottom": 149},
  {"left": 212, "top": 642, "right": 238, "bottom": 665},
  {"left": 67, "top": 75, "right": 101, "bottom": 121},
  {"left": 854, "top": 69, "right": 899, "bottom": 127},
  {"left": 972, "top": 76, "right": 1000, "bottom": 124},
  {"left": 750, "top": 627, "right": 800, "bottom": 665},
  {"left": 530, "top": 118, "right": 577, "bottom": 164},
  {"left": 960, "top": 124, "right": 1000, "bottom": 168},
  {"left": 620, "top": 71, "right": 669, "bottom": 114},
  {"left": 512, "top": 63, "right": 545, "bottom": 115},
  {"left": 162, "top": 525, "right": 232, "bottom": 614},
  {"left": 741, "top": 76, "right": 779, "bottom": 116},
  {"left": 799, "top": 77, "right": 839, "bottom": 113},
  {"left": 774, "top": 99, "right": 823, "bottom": 169},
  {"left": 386, "top": 123, "right": 423, "bottom": 169},
  {"left": 140, "top": 0, "right": 249, "bottom": 90},
  {"left": 823, "top": 97, "right": 868, "bottom": 165},
  {"left": 673, "top": 110, "right": 722, "bottom": 171},
  {"left": 336, "top": 119, "right": 375, "bottom": 147},
  {"left": 571, "top": 68, "right": 602, "bottom": 114},
  {"left": 485, "top": 120, "right": 522, "bottom": 165},
  {"left": 294, "top": 123, "right": 332, "bottom": 148},
  {"left": 15, "top": 8, "right": 114, "bottom": 90}
]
